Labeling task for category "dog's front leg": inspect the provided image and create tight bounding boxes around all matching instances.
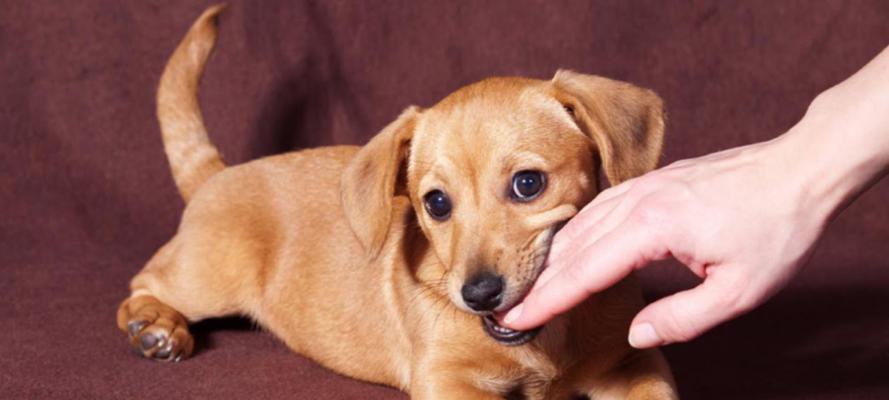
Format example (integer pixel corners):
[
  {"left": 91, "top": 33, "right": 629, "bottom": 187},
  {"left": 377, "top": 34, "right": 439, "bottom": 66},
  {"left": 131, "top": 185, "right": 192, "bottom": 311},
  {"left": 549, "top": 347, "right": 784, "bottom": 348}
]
[
  {"left": 409, "top": 370, "right": 504, "bottom": 400},
  {"left": 409, "top": 384, "right": 503, "bottom": 400},
  {"left": 557, "top": 349, "right": 678, "bottom": 400}
]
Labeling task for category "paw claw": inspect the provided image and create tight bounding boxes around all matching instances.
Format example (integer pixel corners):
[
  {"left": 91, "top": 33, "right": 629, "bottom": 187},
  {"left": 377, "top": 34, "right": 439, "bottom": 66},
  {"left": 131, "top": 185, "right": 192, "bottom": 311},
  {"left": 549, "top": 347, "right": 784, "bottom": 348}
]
[
  {"left": 155, "top": 341, "right": 173, "bottom": 359},
  {"left": 139, "top": 332, "right": 159, "bottom": 350},
  {"left": 127, "top": 320, "right": 148, "bottom": 338}
]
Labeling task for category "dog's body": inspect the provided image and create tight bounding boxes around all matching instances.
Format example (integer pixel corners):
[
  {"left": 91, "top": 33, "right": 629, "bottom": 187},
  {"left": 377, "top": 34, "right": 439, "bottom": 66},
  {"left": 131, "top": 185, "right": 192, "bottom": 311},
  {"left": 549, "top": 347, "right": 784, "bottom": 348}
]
[{"left": 118, "top": 6, "right": 678, "bottom": 399}]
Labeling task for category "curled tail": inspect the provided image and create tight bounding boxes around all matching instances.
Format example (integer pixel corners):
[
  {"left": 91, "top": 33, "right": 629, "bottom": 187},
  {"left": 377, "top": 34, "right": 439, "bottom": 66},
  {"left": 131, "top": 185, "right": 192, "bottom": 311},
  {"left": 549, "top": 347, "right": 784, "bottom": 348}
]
[{"left": 157, "top": 4, "right": 227, "bottom": 202}]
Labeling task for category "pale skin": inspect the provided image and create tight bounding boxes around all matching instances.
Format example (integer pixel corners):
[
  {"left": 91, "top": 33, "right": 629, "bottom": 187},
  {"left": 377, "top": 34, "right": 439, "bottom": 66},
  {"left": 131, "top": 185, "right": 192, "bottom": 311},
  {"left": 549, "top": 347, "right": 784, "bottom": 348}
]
[{"left": 501, "top": 44, "right": 889, "bottom": 348}]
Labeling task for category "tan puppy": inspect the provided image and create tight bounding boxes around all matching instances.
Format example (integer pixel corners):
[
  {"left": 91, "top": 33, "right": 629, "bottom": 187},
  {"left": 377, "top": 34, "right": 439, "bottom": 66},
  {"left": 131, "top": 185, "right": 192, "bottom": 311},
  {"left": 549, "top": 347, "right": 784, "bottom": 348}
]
[{"left": 118, "top": 5, "right": 677, "bottom": 399}]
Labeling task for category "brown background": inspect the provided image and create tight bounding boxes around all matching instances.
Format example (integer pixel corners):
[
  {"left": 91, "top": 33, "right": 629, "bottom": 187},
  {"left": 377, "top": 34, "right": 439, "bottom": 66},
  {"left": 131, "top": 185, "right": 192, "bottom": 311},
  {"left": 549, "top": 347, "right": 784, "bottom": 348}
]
[{"left": 2, "top": 1, "right": 888, "bottom": 399}]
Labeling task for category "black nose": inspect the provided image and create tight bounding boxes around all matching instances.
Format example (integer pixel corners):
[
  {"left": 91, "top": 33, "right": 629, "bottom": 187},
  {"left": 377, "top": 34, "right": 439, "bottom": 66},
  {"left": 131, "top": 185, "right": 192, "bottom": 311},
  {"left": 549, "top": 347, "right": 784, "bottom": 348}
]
[{"left": 461, "top": 272, "right": 504, "bottom": 312}]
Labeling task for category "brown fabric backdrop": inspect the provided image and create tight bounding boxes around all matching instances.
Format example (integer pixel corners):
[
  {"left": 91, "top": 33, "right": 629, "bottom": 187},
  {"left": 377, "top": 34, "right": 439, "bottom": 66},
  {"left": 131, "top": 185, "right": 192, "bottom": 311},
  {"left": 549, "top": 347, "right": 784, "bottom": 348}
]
[{"left": 2, "top": 1, "right": 888, "bottom": 398}]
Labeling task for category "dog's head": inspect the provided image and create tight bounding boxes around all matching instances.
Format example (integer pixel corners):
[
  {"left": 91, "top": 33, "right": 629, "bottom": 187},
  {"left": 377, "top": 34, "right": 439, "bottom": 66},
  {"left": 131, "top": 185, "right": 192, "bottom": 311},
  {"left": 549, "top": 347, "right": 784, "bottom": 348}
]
[{"left": 342, "top": 71, "right": 664, "bottom": 345}]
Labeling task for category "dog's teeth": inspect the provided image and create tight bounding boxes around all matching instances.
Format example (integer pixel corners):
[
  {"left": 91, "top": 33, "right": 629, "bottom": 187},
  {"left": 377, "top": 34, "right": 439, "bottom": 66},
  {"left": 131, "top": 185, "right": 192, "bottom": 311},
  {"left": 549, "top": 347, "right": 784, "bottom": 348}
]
[
  {"left": 493, "top": 325, "right": 514, "bottom": 334},
  {"left": 484, "top": 316, "right": 521, "bottom": 337}
]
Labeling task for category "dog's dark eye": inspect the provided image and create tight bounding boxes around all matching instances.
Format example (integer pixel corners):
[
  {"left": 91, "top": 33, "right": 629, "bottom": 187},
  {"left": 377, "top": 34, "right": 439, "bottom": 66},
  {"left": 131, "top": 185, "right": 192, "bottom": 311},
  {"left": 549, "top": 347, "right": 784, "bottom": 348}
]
[
  {"left": 511, "top": 170, "right": 546, "bottom": 201},
  {"left": 423, "top": 190, "right": 452, "bottom": 220}
]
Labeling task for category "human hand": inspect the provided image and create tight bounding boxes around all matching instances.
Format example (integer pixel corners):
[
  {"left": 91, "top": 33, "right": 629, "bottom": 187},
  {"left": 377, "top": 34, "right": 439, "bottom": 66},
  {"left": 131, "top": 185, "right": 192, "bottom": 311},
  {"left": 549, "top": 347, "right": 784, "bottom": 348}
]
[
  {"left": 501, "top": 44, "right": 889, "bottom": 349},
  {"left": 501, "top": 136, "right": 830, "bottom": 348}
]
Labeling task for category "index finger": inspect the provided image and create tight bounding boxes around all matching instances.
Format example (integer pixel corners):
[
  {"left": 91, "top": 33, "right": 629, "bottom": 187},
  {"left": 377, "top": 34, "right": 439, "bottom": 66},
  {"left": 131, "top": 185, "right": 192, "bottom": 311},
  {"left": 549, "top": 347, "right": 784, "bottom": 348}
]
[{"left": 502, "top": 219, "right": 664, "bottom": 330}]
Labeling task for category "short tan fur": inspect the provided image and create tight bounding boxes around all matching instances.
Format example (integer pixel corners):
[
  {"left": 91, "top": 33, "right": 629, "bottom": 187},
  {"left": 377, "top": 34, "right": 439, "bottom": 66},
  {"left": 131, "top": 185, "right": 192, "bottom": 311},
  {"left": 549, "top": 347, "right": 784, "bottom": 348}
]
[{"left": 118, "top": 6, "right": 677, "bottom": 399}]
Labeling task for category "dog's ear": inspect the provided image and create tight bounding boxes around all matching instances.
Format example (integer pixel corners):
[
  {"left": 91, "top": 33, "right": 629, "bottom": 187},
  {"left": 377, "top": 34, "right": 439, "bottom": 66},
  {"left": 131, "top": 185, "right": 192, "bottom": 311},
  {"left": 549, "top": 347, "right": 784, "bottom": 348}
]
[
  {"left": 341, "top": 106, "right": 420, "bottom": 258},
  {"left": 551, "top": 70, "right": 665, "bottom": 184}
]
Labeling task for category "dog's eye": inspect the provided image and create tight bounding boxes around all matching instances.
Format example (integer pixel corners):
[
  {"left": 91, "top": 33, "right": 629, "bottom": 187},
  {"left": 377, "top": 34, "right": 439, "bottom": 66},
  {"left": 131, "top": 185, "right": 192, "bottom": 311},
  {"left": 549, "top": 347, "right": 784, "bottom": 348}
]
[
  {"left": 511, "top": 170, "right": 546, "bottom": 201},
  {"left": 423, "top": 190, "right": 452, "bottom": 220}
]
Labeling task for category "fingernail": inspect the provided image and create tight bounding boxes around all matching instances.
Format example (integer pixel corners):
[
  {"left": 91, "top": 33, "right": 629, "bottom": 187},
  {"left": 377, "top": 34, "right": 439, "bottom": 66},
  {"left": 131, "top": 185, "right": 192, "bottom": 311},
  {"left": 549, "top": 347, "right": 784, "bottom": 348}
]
[
  {"left": 503, "top": 303, "right": 523, "bottom": 325},
  {"left": 628, "top": 323, "right": 661, "bottom": 348}
]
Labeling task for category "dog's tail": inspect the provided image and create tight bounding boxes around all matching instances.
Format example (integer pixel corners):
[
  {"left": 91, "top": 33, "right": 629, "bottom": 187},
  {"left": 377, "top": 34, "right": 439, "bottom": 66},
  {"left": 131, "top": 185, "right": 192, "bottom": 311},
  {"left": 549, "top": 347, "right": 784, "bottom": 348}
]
[{"left": 156, "top": 4, "right": 227, "bottom": 202}]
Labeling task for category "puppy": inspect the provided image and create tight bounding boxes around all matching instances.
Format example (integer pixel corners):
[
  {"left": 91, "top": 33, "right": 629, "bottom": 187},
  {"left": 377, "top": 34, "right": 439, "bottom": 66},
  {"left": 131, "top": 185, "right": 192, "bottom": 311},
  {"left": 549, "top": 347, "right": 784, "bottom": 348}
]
[{"left": 118, "top": 5, "right": 678, "bottom": 399}]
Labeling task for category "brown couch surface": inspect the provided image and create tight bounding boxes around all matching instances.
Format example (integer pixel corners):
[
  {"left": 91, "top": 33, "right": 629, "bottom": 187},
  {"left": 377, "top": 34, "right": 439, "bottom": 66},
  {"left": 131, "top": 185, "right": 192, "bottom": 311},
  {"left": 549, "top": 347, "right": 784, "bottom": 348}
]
[{"left": 3, "top": 1, "right": 888, "bottom": 398}]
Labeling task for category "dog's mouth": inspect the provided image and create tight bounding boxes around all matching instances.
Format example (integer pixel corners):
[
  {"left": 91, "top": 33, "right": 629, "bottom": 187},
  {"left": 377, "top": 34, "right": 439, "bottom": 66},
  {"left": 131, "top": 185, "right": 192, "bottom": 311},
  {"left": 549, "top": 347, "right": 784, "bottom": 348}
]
[
  {"left": 474, "top": 221, "right": 569, "bottom": 346},
  {"left": 481, "top": 314, "right": 542, "bottom": 346}
]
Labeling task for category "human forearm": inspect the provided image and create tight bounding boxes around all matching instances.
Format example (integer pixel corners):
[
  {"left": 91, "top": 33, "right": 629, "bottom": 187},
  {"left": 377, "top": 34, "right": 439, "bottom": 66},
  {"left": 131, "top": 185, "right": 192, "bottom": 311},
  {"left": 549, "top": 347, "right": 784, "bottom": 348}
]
[{"left": 774, "top": 44, "right": 889, "bottom": 226}]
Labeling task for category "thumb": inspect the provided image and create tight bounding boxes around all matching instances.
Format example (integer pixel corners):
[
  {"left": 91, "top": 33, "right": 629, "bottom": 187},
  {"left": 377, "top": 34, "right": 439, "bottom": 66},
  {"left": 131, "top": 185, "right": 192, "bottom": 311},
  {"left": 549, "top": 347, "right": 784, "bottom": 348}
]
[{"left": 628, "top": 267, "right": 749, "bottom": 348}]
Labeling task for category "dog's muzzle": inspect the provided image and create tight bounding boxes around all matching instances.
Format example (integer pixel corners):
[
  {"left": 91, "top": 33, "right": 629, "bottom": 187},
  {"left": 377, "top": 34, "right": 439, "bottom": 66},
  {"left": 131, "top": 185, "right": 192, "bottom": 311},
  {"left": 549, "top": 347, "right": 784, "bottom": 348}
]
[{"left": 476, "top": 220, "right": 567, "bottom": 346}]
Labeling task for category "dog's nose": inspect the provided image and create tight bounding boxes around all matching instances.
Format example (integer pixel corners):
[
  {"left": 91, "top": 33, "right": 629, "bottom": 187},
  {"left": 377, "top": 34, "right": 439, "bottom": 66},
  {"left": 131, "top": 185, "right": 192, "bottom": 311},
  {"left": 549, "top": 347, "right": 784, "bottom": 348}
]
[{"left": 461, "top": 272, "right": 504, "bottom": 312}]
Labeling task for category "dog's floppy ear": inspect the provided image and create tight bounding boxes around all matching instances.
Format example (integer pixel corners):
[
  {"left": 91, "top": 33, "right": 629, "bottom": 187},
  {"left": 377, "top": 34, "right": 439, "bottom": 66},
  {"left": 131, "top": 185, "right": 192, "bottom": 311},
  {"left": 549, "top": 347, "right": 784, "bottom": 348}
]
[
  {"left": 341, "top": 106, "right": 420, "bottom": 258},
  {"left": 551, "top": 70, "right": 665, "bottom": 184}
]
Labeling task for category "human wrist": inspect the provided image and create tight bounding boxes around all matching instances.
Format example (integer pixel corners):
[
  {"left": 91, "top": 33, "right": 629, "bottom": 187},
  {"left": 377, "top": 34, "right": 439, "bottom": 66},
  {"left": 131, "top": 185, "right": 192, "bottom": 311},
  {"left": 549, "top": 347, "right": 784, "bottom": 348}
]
[{"left": 774, "top": 90, "right": 889, "bottom": 226}]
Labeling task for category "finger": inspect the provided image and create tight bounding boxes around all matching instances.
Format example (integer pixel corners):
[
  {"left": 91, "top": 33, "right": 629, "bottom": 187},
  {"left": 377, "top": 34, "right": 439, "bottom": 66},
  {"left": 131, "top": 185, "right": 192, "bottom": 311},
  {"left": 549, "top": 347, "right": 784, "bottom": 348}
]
[
  {"left": 589, "top": 177, "right": 637, "bottom": 208},
  {"left": 550, "top": 197, "right": 621, "bottom": 252},
  {"left": 627, "top": 266, "right": 749, "bottom": 348},
  {"left": 502, "top": 220, "right": 663, "bottom": 330},
  {"left": 554, "top": 179, "right": 635, "bottom": 242},
  {"left": 551, "top": 176, "right": 642, "bottom": 249},
  {"left": 546, "top": 194, "right": 624, "bottom": 270},
  {"left": 543, "top": 190, "right": 646, "bottom": 289}
]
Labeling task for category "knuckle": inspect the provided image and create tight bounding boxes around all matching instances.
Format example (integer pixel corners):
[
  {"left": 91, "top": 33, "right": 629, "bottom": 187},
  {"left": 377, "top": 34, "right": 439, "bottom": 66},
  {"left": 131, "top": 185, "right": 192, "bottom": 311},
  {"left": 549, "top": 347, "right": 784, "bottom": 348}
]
[
  {"left": 635, "top": 171, "right": 672, "bottom": 190},
  {"left": 628, "top": 201, "right": 669, "bottom": 229},
  {"left": 558, "top": 220, "right": 584, "bottom": 238},
  {"left": 562, "top": 262, "right": 587, "bottom": 285}
]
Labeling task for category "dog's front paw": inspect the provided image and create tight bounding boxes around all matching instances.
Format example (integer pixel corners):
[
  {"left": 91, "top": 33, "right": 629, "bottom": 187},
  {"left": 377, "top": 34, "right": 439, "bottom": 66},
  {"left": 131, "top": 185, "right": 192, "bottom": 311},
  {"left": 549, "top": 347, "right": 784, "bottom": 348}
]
[
  {"left": 119, "top": 296, "right": 194, "bottom": 362},
  {"left": 126, "top": 319, "right": 192, "bottom": 362}
]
